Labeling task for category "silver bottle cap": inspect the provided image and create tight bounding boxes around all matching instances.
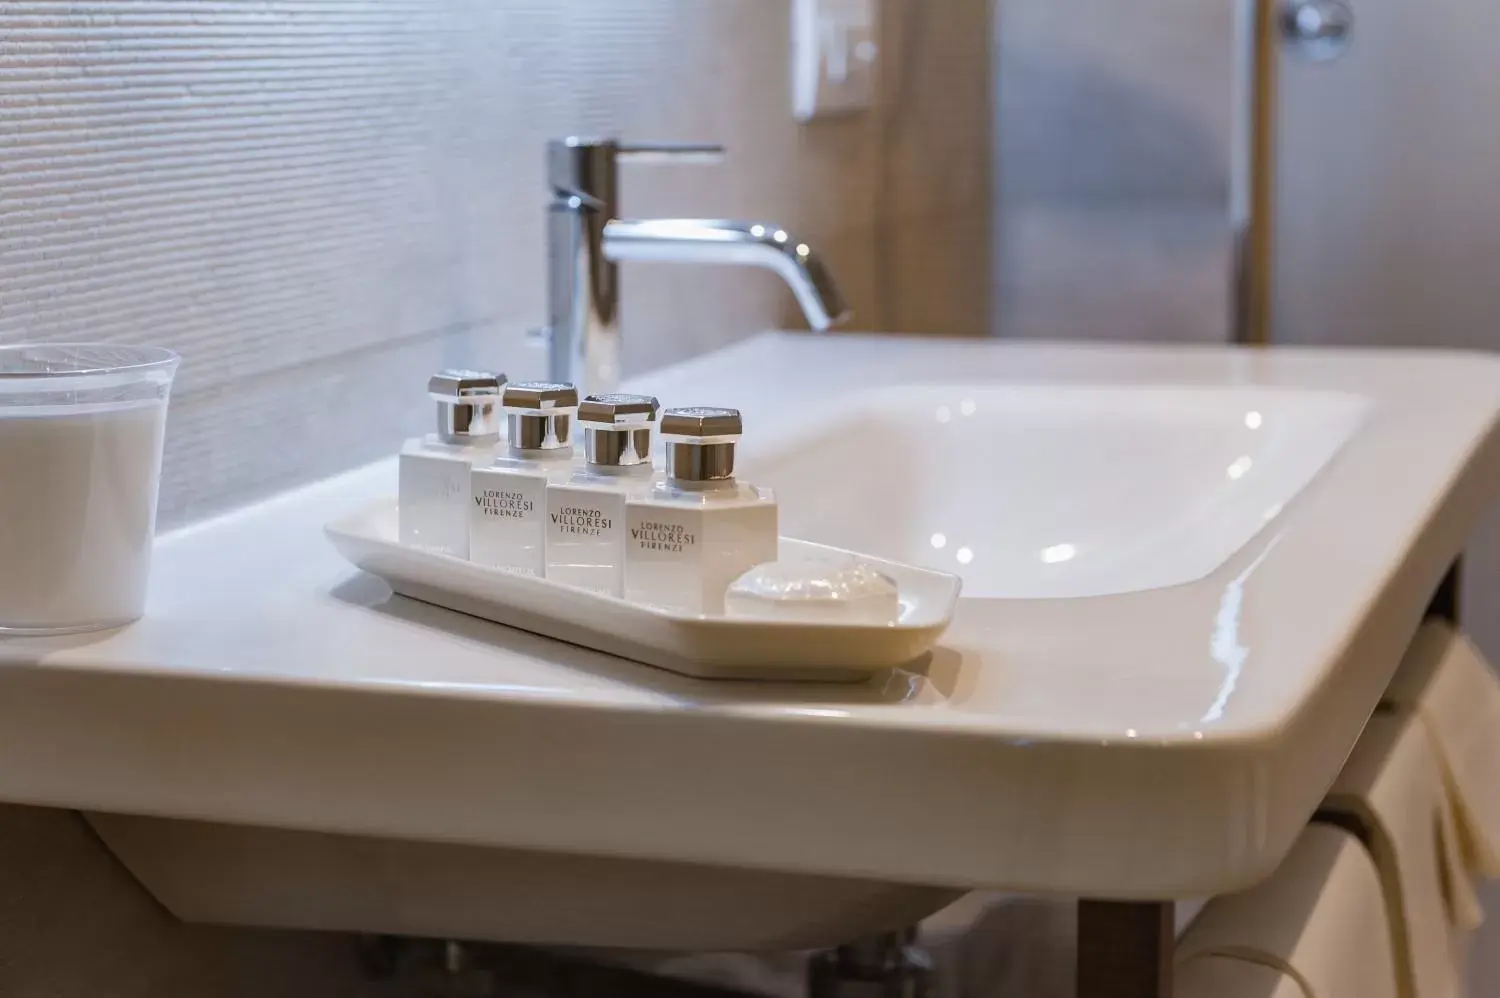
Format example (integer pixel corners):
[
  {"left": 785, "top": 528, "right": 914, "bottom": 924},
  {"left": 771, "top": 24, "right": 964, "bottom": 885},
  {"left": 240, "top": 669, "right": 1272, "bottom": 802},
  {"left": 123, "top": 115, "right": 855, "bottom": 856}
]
[
  {"left": 580, "top": 394, "right": 660, "bottom": 468},
  {"left": 429, "top": 369, "right": 504, "bottom": 444},
  {"left": 503, "top": 381, "right": 579, "bottom": 453},
  {"left": 661, "top": 406, "right": 741, "bottom": 483}
]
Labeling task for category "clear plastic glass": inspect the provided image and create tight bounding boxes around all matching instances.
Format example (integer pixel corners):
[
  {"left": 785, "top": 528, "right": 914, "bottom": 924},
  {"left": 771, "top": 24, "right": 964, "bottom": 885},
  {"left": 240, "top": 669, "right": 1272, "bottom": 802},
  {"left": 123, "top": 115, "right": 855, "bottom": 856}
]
[{"left": 0, "top": 344, "right": 180, "bottom": 635}]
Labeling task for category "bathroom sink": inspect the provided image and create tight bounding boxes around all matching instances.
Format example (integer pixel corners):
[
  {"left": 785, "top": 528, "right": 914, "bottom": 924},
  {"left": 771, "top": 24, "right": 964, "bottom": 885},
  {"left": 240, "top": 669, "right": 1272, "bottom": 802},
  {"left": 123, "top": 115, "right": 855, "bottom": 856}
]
[
  {"left": 748, "top": 384, "right": 1367, "bottom": 599},
  {"left": 3, "top": 332, "right": 1499, "bottom": 947}
]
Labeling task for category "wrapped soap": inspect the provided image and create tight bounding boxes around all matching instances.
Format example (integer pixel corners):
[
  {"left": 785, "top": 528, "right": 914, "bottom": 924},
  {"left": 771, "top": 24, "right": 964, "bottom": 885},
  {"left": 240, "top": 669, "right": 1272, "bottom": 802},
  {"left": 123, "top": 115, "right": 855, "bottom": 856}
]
[{"left": 725, "top": 558, "right": 900, "bottom": 625}]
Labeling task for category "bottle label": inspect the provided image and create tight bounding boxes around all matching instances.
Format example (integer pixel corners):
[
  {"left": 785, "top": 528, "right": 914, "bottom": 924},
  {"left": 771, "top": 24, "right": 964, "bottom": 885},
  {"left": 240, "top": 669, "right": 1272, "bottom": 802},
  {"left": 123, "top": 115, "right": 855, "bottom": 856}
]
[
  {"left": 469, "top": 467, "right": 547, "bottom": 573},
  {"left": 628, "top": 519, "right": 697, "bottom": 553},
  {"left": 474, "top": 488, "right": 534, "bottom": 520},
  {"left": 624, "top": 504, "right": 705, "bottom": 613},
  {"left": 624, "top": 496, "right": 778, "bottom": 615},
  {"left": 551, "top": 503, "right": 612, "bottom": 536},
  {"left": 545, "top": 485, "right": 627, "bottom": 596}
]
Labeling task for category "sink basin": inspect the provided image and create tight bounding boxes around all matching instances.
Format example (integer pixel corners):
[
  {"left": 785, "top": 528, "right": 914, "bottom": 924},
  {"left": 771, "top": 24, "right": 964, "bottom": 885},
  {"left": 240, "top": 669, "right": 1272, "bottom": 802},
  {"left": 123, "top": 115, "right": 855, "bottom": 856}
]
[
  {"left": 4, "top": 332, "right": 1499, "bottom": 948},
  {"left": 749, "top": 384, "right": 1368, "bottom": 599}
]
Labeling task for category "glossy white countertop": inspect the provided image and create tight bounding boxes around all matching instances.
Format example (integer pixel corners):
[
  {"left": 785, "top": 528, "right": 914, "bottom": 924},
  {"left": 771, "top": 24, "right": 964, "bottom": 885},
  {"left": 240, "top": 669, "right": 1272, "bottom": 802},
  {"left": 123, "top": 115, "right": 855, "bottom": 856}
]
[{"left": 2, "top": 333, "right": 1499, "bottom": 898}]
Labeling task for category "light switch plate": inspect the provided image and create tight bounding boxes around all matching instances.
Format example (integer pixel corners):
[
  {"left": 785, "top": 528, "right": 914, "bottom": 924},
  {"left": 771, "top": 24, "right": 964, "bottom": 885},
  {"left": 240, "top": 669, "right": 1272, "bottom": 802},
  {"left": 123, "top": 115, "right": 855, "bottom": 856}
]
[{"left": 792, "top": 0, "right": 879, "bottom": 122}]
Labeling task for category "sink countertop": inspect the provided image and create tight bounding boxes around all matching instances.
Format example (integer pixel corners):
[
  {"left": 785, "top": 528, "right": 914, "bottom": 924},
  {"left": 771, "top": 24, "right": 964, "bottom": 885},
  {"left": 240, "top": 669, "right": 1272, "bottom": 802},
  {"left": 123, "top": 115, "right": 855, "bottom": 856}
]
[{"left": 2, "top": 333, "right": 1499, "bottom": 898}]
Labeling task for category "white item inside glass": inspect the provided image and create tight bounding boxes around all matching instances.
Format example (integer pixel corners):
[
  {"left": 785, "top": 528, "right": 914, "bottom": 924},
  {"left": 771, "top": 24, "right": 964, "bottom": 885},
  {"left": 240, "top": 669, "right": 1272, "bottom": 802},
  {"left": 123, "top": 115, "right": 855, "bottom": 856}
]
[{"left": 0, "top": 400, "right": 168, "bottom": 633}]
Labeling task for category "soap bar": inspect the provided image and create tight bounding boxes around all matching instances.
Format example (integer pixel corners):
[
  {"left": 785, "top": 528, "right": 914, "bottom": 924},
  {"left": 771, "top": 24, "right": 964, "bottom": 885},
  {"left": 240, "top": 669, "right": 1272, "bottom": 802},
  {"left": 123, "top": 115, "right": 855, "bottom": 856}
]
[{"left": 726, "top": 557, "right": 900, "bottom": 624}]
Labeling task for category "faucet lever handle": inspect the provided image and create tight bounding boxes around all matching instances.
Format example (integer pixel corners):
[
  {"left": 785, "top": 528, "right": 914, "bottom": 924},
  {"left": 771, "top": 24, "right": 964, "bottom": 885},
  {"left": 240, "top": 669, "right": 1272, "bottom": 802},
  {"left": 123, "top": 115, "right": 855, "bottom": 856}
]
[
  {"left": 616, "top": 142, "right": 726, "bottom": 166},
  {"left": 548, "top": 138, "right": 725, "bottom": 198}
]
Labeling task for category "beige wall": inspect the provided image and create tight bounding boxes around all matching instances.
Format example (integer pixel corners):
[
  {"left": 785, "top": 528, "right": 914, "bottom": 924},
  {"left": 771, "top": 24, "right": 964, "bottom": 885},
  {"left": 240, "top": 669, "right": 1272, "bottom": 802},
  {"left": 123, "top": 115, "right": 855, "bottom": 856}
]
[
  {"left": 0, "top": 2, "right": 992, "bottom": 993},
  {"left": 0, "top": 0, "right": 991, "bottom": 527}
]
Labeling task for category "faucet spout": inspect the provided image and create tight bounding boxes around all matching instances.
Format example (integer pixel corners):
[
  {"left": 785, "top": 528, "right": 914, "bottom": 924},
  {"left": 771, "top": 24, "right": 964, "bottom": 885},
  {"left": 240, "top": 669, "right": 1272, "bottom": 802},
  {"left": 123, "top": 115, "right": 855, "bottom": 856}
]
[{"left": 602, "top": 219, "right": 850, "bottom": 331}]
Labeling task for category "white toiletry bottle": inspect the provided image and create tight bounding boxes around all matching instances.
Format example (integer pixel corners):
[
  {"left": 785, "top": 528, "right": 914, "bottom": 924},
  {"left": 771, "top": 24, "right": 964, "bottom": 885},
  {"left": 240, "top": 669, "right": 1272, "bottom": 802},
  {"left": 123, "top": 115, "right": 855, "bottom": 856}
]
[
  {"left": 470, "top": 381, "right": 579, "bottom": 574},
  {"left": 624, "top": 407, "right": 779, "bottom": 614},
  {"left": 399, "top": 370, "right": 505, "bottom": 558},
  {"left": 545, "top": 394, "right": 661, "bottom": 596}
]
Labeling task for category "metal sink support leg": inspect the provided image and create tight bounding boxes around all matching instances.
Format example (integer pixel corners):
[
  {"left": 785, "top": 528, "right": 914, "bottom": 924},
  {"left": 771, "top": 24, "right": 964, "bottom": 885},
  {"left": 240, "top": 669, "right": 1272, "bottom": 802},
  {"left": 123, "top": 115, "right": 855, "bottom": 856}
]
[{"left": 1076, "top": 901, "right": 1175, "bottom": 998}]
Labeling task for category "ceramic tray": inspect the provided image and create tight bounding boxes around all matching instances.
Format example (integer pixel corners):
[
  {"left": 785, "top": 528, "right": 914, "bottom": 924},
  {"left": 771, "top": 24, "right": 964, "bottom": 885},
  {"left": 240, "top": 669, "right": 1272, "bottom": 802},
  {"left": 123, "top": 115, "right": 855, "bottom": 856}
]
[{"left": 324, "top": 498, "right": 961, "bottom": 681}]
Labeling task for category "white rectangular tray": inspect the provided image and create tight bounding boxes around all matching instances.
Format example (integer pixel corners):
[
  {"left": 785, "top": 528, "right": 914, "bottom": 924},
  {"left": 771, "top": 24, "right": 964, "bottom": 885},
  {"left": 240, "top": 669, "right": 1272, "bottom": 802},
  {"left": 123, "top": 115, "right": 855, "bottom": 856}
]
[{"left": 324, "top": 498, "right": 961, "bottom": 681}]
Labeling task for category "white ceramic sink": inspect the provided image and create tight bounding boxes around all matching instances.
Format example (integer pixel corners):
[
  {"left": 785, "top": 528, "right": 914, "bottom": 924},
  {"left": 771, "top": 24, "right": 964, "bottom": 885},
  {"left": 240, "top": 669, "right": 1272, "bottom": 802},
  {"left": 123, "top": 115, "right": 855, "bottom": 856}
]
[
  {"left": 3, "top": 332, "right": 1499, "bottom": 950},
  {"left": 750, "top": 384, "right": 1368, "bottom": 599}
]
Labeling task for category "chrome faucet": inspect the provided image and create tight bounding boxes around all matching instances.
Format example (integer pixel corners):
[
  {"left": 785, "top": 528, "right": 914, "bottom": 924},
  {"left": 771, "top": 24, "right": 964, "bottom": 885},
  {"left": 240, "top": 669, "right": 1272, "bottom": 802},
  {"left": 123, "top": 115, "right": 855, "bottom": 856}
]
[{"left": 542, "top": 137, "right": 850, "bottom": 394}]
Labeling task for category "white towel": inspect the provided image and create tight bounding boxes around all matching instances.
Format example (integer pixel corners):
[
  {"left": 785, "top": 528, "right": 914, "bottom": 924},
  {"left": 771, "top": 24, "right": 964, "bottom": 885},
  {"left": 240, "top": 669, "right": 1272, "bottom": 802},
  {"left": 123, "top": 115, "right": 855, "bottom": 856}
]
[
  {"left": 1176, "top": 824, "right": 1397, "bottom": 998},
  {"left": 1326, "top": 710, "right": 1473, "bottom": 998},
  {"left": 1385, "top": 621, "right": 1500, "bottom": 881}
]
